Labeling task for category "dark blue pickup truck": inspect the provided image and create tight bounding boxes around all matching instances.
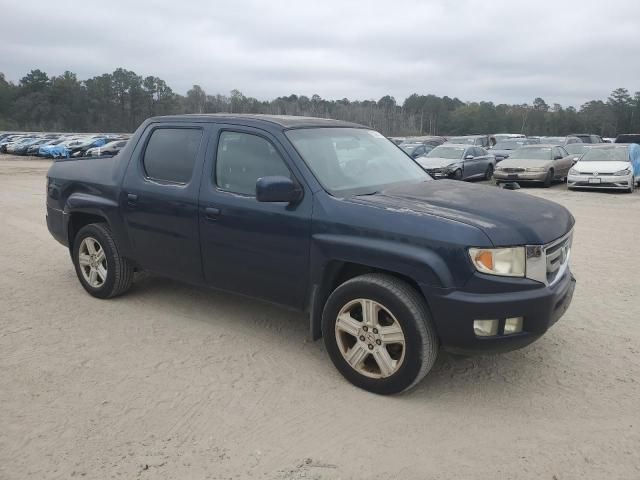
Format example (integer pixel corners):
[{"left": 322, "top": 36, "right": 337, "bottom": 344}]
[{"left": 46, "top": 114, "right": 576, "bottom": 394}]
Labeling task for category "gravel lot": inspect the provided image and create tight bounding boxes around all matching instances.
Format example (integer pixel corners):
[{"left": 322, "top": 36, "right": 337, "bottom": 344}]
[{"left": 1, "top": 155, "right": 638, "bottom": 479}]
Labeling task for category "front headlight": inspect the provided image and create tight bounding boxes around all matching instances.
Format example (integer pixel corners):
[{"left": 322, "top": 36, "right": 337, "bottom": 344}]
[
  {"left": 569, "top": 168, "right": 579, "bottom": 175},
  {"left": 613, "top": 168, "right": 631, "bottom": 176},
  {"left": 469, "top": 247, "right": 525, "bottom": 277},
  {"left": 525, "top": 167, "right": 547, "bottom": 172}
]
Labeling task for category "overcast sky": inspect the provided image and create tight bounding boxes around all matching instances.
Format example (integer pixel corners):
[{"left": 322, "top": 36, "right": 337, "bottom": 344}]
[{"left": 1, "top": 0, "right": 638, "bottom": 106}]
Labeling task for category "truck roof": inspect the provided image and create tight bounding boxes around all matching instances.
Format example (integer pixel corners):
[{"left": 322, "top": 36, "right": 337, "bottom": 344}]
[{"left": 149, "top": 113, "right": 365, "bottom": 129}]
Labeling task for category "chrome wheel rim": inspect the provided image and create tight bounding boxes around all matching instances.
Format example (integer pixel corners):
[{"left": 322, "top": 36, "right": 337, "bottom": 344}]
[
  {"left": 78, "top": 237, "right": 107, "bottom": 288},
  {"left": 335, "top": 299, "right": 406, "bottom": 379}
]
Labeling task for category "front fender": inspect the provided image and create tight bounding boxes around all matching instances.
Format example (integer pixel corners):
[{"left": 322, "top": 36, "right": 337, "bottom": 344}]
[
  {"left": 312, "top": 233, "right": 454, "bottom": 288},
  {"left": 307, "top": 233, "right": 459, "bottom": 340}
]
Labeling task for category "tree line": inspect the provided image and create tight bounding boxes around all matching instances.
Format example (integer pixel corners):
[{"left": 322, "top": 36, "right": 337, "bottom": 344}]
[{"left": 0, "top": 68, "right": 639, "bottom": 137}]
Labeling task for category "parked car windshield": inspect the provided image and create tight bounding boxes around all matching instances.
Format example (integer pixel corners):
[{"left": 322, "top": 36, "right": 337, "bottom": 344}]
[
  {"left": 401, "top": 144, "right": 420, "bottom": 154},
  {"left": 286, "top": 128, "right": 430, "bottom": 196},
  {"left": 540, "top": 137, "right": 564, "bottom": 144},
  {"left": 493, "top": 140, "right": 527, "bottom": 150},
  {"left": 565, "top": 144, "right": 591, "bottom": 155},
  {"left": 580, "top": 147, "right": 629, "bottom": 162},
  {"left": 447, "top": 137, "right": 476, "bottom": 144},
  {"left": 507, "top": 147, "right": 552, "bottom": 160},
  {"left": 425, "top": 145, "right": 466, "bottom": 160}
]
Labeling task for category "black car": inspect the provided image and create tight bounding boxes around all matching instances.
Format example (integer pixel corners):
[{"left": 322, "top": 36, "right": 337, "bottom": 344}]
[
  {"left": 46, "top": 114, "right": 575, "bottom": 394},
  {"left": 615, "top": 134, "right": 640, "bottom": 145}
]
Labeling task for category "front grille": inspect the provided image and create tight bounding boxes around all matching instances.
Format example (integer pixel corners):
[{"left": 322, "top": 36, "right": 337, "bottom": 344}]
[
  {"left": 501, "top": 167, "right": 525, "bottom": 173},
  {"left": 544, "top": 233, "right": 572, "bottom": 285},
  {"left": 580, "top": 172, "right": 613, "bottom": 176}
]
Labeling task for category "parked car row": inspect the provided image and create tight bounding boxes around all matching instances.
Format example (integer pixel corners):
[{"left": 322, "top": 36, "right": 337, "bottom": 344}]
[
  {"left": 0, "top": 131, "right": 130, "bottom": 158},
  {"left": 388, "top": 130, "right": 640, "bottom": 192}
]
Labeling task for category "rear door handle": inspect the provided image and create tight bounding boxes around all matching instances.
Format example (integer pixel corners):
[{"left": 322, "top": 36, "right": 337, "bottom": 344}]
[
  {"left": 127, "top": 193, "right": 138, "bottom": 207},
  {"left": 205, "top": 207, "right": 221, "bottom": 221}
]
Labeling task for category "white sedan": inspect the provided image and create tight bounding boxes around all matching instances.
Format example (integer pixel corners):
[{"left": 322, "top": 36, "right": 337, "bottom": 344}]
[{"left": 568, "top": 144, "right": 640, "bottom": 193}]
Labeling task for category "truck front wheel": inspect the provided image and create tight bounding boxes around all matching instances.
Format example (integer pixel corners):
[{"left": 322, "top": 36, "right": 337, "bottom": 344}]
[
  {"left": 72, "top": 223, "right": 134, "bottom": 299},
  {"left": 321, "top": 273, "right": 438, "bottom": 394}
]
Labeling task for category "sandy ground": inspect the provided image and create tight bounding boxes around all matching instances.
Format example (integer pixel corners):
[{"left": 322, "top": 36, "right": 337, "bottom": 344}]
[{"left": 0, "top": 155, "right": 638, "bottom": 480}]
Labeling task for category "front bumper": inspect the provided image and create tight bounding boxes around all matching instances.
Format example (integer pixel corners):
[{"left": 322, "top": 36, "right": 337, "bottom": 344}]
[
  {"left": 494, "top": 171, "right": 548, "bottom": 182},
  {"left": 422, "top": 269, "right": 576, "bottom": 355},
  {"left": 568, "top": 174, "right": 631, "bottom": 189}
]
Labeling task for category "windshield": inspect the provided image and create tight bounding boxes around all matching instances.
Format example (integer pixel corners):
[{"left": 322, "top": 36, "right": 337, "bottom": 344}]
[
  {"left": 285, "top": 128, "right": 429, "bottom": 196},
  {"left": 447, "top": 137, "right": 476, "bottom": 144},
  {"left": 580, "top": 147, "right": 629, "bottom": 162},
  {"left": 426, "top": 145, "right": 466, "bottom": 160},
  {"left": 401, "top": 144, "right": 419, "bottom": 154},
  {"left": 493, "top": 140, "right": 527, "bottom": 150},
  {"left": 565, "top": 144, "right": 590, "bottom": 155},
  {"left": 507, "top": 147, "right": 553, "bottom": 160},
  {"left": 539, "top": 137, "right": 565, "bottom": 145}
]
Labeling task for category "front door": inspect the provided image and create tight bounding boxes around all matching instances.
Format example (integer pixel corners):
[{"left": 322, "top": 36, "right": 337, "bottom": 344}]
[
  {"left": 198, "top": 126, "right": 312, "bottom": 308},
  {"left": 121, "top": 124, "right": 208, "bottom": 284}
]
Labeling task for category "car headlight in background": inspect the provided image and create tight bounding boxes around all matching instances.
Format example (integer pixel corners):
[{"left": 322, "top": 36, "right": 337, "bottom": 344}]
[
  {"left": 613, "top": 168, "right": 631, "bottom": 176},
  {"left": 468, "top": 247, "right": 525, "bottom": 277},
  {"left": 525, "top": 167, "right": 547, "bottom": 172},
  {"left": 569, "top": 168, "right": 579, "bottom": 175}
]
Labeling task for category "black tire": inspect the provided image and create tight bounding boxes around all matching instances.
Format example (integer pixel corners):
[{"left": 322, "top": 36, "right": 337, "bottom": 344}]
[
  {"left": 484, "top": 164, "right": 494, "bottom": 181},
  {"left": 543, "top": 169, "right": 553, "bottom": 188},
  {"left": 321, "top": 273, "right": 438, "bottom": 395},
  {"left": 72, "top": 223, "right": 134, "bottom": 299},
  {"left": 452, "top": 169, "right": 463, "bottom": 180}
]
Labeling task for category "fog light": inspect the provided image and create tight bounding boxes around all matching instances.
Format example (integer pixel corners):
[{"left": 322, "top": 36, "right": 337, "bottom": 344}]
[
  {"left": 504, "top": 317, "right": 523, "bottom": 335},
  {"left": 474, "top": 319, "right": 498, "bottom": 337}
]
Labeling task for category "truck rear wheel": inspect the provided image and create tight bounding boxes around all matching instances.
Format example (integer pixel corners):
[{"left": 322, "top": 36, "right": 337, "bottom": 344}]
[
  {"left": 72, "top": 223, "right": 134, "bottom": 299},
  {"left": 322, "top": 273, "right": 438, "bottom": 394}
]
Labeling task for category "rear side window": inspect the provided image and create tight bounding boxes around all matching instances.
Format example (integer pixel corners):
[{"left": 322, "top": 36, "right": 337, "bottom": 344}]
[
  {"left": 215, "top": 131, "right": 290, "bottom": 196},
  {"left": 143, "top": 128, "right": 203, "bottom": 184}
]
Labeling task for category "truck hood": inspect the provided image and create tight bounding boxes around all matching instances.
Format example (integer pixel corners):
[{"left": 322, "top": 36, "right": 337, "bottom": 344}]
[
  {"left": 572, "top": 160, "right": 630, "bottom": 173},
  {"left": 416, "top": 157, "right": 460, "bottom": 169},
  {"left": 347, "top": 180, "right": 574, "bottom": 246}
]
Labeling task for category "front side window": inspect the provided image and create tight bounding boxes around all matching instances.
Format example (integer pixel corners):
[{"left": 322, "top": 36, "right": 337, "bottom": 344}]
[
  {"left": 143, "top": 128, "right": 202, "bottom": 183},
  {"left": 286, "top": 127, "right": 429, "bottom": 196},
  {"left": 216, "top": 131, "right": 291, "bottom": 196}
]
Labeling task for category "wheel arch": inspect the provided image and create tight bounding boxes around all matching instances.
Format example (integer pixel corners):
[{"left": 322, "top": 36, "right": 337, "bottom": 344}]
[{"left": 307, "top": 233, "right": 453, "bottom": 341}]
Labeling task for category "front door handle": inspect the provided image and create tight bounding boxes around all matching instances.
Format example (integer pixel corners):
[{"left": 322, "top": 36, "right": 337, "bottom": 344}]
[
  {"left": 127, "top": 193, "right": 138, "bottom": 207},
  {"left": 205, "top": 207, "right": 221, "bottom": 221}
]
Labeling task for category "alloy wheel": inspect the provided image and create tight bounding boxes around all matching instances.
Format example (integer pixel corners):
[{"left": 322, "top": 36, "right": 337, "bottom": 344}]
[
  {"left": 78, "top": 237, "right": 107, "bottom": 288},
  {"left": 334, "top": 298, "right": 406, "bottom": 379}
]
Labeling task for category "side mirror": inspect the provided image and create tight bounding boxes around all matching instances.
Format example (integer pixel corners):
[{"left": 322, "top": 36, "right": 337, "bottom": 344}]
[
  {"left": 554, "top": 155, "right": 563, "bottom": 160},
  {"left": 256, "top": 176, "right": 302, "bottom": 203},
  {"left": 464, "top": 155, "right": 474, "bottom": 160}
]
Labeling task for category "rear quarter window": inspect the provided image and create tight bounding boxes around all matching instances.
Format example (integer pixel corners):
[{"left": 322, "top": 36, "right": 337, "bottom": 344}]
[{"left": 143, "top": 128, "right": 203, "bottom": 184}]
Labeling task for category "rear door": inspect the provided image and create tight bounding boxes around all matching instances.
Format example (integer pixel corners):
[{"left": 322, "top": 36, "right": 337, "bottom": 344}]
[
  {"left": 121, "top": 123, "right": 208, "bottom": 284},
  {"left": 198, "top": 125, "right": 312, "bottom": 308}
]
